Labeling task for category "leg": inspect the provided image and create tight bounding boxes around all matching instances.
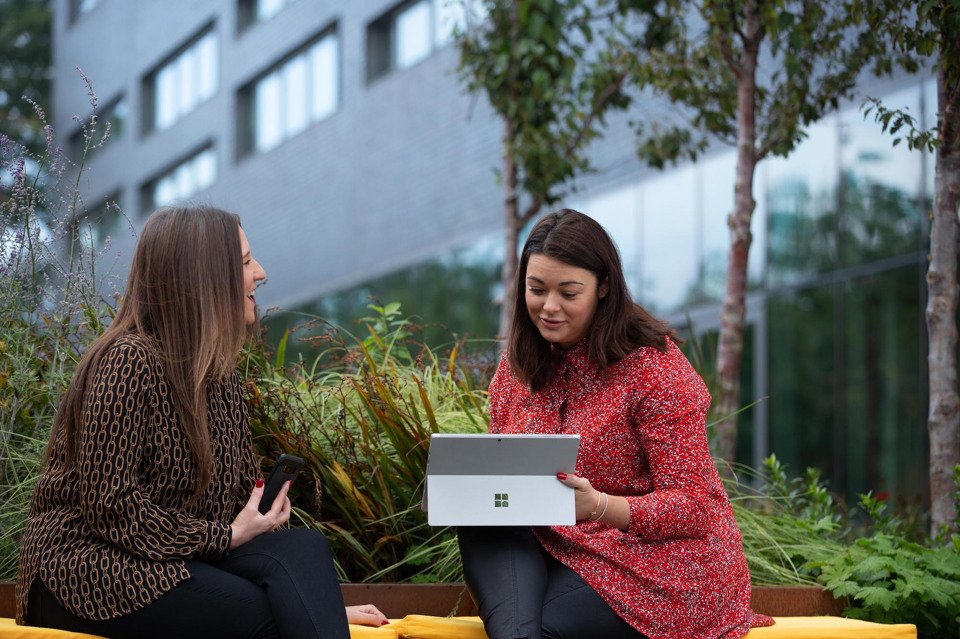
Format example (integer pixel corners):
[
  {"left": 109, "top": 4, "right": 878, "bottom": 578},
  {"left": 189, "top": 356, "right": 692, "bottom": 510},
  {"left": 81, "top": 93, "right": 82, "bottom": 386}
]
[
  {"left": 216, "top": 528, "right": 349, "bottom": 639},
  {"left": 457, "top": 526, "right": 549, "bottom": 639},
  {"left": 27, "top": 563, "right": 279, "bottom": 639},
  {"left": 540, "top": 558, "right": 645, "bottom": 639}
]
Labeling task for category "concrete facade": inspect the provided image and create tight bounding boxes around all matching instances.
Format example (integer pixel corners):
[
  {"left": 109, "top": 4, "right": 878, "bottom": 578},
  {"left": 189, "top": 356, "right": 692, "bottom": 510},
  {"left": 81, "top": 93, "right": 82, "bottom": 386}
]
[{"left": 53, "top": 0, "right": 528, "bottom": 310}]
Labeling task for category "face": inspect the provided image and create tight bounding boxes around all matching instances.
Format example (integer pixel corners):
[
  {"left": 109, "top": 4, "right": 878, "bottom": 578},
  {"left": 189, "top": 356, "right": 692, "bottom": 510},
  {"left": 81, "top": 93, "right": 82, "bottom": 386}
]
[
  {"left": 239, "top": 227, "right": 267, "bottom": 325},
  {"left": 524, "top": 254, "right": 607, "bottom": 349}
]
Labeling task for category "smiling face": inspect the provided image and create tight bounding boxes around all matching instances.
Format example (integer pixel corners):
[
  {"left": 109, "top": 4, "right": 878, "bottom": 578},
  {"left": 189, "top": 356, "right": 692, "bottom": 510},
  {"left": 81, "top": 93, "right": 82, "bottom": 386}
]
[
  {"left": 524, "top": 254, "right": 607, "bottom": 349},
  {"left": 239, "top": 227, "right": 266, "bottom": 325}
]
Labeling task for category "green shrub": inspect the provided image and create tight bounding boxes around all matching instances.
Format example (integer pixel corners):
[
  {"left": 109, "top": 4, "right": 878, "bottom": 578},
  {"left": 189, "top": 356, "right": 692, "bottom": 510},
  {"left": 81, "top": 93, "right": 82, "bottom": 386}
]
[
  {"left": 736, "top": 456, "right": 960, "bottom": 636},
  {"left": 813, "top": 532, "right": 960, "bottom": 638}
]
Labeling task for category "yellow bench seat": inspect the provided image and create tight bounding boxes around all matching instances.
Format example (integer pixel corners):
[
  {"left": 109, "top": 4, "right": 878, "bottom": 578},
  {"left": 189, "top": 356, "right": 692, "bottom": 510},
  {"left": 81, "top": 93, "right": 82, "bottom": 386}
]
[{"left": 1, "top": 615, "right": 918, "bottom": 639}]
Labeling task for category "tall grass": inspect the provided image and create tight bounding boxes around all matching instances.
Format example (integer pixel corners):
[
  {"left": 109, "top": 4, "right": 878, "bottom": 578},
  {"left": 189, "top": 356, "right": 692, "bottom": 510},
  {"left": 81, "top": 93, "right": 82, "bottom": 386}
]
[
  {"left": 243, "top": 304, "right": 491, "bottom": 582},
  {"left": 1, "top": 84, "right": 119, "bottom": 581}
]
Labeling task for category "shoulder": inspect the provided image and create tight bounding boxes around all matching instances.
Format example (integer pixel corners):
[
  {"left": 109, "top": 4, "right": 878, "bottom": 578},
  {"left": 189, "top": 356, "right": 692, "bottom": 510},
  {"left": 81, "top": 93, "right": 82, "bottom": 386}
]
[
  {"left": 490, "top": 352, "right": 523, "bottom": 391},
  {"left": 618, "top": 340, "right": 708, "bottom": 399},
  {"left": 94, "top": 333, "right": 162, "bottom": 381},
  {"left": 488, "top": 351, "right": 529, "bottom": 407}
]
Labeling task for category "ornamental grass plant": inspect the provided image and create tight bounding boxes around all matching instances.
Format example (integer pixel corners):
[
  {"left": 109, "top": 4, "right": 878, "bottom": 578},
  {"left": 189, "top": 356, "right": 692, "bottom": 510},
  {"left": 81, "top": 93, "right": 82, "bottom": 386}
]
[
  {"left": 0, "top": 86, "right": 120, "bottom": 580},
  {"left": 242, "top": 303, "right": 491, "bottom": 583}
]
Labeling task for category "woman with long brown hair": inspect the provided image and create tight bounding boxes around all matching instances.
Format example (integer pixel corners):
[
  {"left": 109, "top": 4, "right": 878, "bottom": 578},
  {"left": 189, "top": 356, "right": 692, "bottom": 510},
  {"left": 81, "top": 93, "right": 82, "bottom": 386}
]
[
  {"left": 458, "top": 209, "right": 772, "bottom": 639},
  {"left": 16, "top": 206, "right": 386, "bottom": 638}
]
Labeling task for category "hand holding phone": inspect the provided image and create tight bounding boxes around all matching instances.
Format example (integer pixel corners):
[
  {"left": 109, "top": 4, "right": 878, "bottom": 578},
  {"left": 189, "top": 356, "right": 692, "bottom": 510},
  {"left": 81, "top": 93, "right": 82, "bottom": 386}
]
[{"left": 258, "top": 454, "right": 304, "bottom": 514}]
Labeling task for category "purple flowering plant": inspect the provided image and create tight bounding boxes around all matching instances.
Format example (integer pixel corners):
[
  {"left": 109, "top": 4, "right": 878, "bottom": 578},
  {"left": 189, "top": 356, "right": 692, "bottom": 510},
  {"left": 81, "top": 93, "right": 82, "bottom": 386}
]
[{"left": 0, "top": 73, "right": 129, "bottom": 580}]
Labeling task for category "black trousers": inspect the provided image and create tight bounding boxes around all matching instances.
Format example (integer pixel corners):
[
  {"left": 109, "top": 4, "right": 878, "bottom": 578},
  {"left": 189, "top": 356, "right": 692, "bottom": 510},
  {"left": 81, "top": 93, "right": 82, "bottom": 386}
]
[
  {"left": 458, "top": 527, "right": 645, "bottom": 639},
  {"left": 28, "top": 528, "right": 349, "bottom": 639}
]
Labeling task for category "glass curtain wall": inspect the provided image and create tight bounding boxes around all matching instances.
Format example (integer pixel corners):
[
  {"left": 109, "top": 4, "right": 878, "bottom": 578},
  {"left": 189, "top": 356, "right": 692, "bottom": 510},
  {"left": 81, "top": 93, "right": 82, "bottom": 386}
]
[{"left": 574, "top": 78, "right": 936, "bottom": 504}]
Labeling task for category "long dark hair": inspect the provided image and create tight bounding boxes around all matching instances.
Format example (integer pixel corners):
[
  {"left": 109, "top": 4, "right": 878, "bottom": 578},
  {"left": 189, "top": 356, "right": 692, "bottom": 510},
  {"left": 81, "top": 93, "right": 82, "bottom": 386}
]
[
  {"left": 507, "top": 209, "right": 679, "bottom": 392},
  {"left": 46, "top": 206, "right": 248, "bottom": 498}
]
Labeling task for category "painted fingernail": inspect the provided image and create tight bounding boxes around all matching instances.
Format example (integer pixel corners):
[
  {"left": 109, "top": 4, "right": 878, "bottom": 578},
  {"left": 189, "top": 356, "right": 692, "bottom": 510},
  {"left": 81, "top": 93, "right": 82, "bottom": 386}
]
[
  {"left": 256, "top": 478, "right": 264, "bottom": 488},
  {"left": 380, "top": 620, "right": 389, "bottom": 626},
  {"left": 556, "top": 472, "right": 567, "bottom": 480}
]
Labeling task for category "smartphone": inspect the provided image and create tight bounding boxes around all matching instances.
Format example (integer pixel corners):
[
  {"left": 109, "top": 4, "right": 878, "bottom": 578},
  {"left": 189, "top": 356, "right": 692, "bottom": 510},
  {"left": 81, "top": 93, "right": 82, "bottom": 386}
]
[{"left": 258, "top": 454, "right": 304, "bottom": 514}]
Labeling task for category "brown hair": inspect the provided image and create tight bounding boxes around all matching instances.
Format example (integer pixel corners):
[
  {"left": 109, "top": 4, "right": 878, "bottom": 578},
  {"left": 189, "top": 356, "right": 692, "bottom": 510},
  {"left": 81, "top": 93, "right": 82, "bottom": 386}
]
[
  {"left": 47, "top": 205, "right": 248, "bottom": 497},
  {"left": 507, "top": 208, "right": 680, "bottom": 392}
]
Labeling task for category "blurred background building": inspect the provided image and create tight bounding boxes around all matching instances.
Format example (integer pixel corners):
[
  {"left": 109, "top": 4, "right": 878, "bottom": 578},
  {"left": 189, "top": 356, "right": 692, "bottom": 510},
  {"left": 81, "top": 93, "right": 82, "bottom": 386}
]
[{"left": 54, "top": 0, "right": 937, "bottom": 507}]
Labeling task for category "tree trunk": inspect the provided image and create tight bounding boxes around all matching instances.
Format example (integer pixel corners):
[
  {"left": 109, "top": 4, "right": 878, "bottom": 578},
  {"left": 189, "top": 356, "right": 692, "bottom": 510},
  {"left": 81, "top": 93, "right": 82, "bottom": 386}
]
[
  {"left": 927, "top": 50, "right": 960, "bottom": 535},
  {"left": 713, "top": 5, "right": 760, "bottom": 464},
  {"left": 499, "top": 118, "right": 520, "bottom": 342}
]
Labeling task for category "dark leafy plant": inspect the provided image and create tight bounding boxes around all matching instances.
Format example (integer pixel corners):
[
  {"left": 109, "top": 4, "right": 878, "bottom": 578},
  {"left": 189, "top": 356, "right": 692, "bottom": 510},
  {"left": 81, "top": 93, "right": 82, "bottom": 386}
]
[{"left": 812, "top": 534, "right": 960, "bottom": 638}]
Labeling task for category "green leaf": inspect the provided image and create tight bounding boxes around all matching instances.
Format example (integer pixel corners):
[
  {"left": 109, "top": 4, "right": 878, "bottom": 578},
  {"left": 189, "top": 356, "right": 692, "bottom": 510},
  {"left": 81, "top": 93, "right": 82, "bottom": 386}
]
[{"left": 855, "top": 586, "right": 897, "bottom": 610}]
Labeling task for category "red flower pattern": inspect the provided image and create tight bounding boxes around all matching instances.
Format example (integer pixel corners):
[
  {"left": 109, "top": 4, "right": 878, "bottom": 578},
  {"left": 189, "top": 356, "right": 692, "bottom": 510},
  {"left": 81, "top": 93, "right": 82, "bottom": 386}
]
[{"left": 488, "top": 339, "right": 774, "bottom": 639}]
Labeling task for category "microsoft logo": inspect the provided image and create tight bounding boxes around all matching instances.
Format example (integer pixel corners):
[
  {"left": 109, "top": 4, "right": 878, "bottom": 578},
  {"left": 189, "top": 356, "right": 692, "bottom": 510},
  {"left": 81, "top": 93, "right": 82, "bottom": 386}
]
[{"left": 494, "top": 493, "right": 509, "bottom": 508}]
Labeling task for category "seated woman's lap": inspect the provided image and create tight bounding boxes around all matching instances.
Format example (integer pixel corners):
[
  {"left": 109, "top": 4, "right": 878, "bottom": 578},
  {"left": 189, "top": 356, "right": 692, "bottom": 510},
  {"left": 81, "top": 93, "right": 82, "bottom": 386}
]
[
  {"left": 28, "top": 561, "right": 278, "bottom": 639},
  {"left": 28, "top": 528, "right": 348, "bottom": 639},
  {"left": 458, "top": 526, "right": 644, "bottom": 639},
  {"left": 540, "top": 559, "right": 642, "bottom": 639}
]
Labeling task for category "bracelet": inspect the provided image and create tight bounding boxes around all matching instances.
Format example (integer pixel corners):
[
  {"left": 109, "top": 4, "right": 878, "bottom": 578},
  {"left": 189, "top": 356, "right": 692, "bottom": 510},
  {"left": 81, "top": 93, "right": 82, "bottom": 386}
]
[
  {"left": 587, "top": 490, "right": 603, "bottom": 521},
  {"left": 596, "top": 492, "right": 610, "bottom": 522}
]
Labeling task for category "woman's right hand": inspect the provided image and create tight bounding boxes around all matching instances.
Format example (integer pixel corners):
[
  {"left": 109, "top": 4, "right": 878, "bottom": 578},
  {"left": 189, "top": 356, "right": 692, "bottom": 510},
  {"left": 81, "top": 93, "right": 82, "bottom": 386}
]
[{"left": 229, "top": 478, "right": 291, "bottom": 550}]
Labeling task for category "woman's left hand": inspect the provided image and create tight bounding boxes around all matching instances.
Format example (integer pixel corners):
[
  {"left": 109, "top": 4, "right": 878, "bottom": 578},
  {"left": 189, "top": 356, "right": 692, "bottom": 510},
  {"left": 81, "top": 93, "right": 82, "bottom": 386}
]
[
  {"left": 346, "top": 604, "right": 389, "bottom": 627},
  {"left": 556, "top": 472, "right": 601, "bottom": 521}
]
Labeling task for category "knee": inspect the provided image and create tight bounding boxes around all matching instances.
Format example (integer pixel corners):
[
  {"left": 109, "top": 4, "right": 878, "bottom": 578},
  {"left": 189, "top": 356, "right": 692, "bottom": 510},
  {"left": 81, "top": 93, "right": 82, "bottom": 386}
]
[{"left": 268, "top": 528, "right": 333, "bottom": 560}]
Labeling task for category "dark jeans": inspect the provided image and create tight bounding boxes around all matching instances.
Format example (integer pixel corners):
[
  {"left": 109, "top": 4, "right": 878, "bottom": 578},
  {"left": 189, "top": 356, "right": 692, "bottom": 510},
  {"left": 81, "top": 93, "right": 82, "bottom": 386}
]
[
  {"left": 28, "top": 528, "right": 349, "bottom": 639},
  {"left": 458, "top": 527, "right": 645, "bottom": 639}
]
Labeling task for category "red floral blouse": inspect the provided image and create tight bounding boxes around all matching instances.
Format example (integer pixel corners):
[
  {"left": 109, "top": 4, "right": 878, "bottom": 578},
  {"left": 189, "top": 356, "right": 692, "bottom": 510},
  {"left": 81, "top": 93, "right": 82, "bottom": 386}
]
[{"left": 488, "top": 339, "right": 774, "bottom": 639}]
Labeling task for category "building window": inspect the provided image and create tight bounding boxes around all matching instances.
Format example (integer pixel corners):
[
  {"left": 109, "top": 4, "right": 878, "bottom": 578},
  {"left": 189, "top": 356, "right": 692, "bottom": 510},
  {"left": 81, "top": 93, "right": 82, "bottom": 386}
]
[
  {"left": 69, "top": 0, "right": 101, "bottom": 24},
  {"left": 141, "top": 146, "right": 218, "bottom": 213},
  {"left": 366, "top": 0, "right": 483, "bottom": 83},
  {"left": 143, "top": 28, "right": 219, "bottom": 133},
  {"left": 68, "top": 96, "right": 128, "bottom": 162},
  {"left": 75, "top": 192, "right": 124, "bottom": 250},
  {"left": 237, "top": 0, "right": 296, "bottom": 31},
  {"left": 238, "top": 28, "right": 339, "bottom": 156}
]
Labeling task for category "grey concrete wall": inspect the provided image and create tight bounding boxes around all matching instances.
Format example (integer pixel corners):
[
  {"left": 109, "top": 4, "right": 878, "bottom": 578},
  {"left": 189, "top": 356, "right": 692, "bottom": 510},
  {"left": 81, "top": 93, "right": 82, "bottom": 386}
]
[{"left": 52, "top": 0, "right": 515, "bottom": 310}]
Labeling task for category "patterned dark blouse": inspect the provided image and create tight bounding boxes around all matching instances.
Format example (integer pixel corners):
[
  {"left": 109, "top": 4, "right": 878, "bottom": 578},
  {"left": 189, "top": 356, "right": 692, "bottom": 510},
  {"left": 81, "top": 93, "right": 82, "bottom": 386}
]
[
  {"left": 488, "top": 340, "right": 774, "bottom": 639},
  {"left": 16, "top": 334, "right": 259, "bottom": 623}
]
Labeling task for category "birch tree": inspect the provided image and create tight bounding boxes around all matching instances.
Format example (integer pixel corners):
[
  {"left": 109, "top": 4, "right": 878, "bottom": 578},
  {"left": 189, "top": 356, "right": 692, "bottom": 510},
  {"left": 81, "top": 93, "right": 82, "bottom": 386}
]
[
  {"left": 457, "top": 0, "right": 633, "bottom": 336},
  {"left": 863, "top": 0, "right": 959, "bottom": 535},
  {"left": 613, "top": 0, "right": 889, "bottom": 462}
]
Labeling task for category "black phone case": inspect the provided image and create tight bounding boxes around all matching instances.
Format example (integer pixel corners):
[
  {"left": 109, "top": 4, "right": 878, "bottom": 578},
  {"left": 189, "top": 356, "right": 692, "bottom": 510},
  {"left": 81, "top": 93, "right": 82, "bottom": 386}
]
[{"left": 258, "top": 454, "right": 304, "bottom": 514}]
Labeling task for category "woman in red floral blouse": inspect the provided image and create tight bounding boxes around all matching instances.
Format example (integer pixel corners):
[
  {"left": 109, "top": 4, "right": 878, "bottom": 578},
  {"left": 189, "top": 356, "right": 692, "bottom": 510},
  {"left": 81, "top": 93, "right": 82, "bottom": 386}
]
[{"left": 458, "top": 209, "right": 773, "bottom": 639}]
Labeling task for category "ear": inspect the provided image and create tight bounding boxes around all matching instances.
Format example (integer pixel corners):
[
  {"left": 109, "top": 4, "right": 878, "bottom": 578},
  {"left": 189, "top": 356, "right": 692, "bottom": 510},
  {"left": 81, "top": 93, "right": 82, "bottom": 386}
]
[{"left": 598, "top": 278, "right": 609, "bottom": 299}]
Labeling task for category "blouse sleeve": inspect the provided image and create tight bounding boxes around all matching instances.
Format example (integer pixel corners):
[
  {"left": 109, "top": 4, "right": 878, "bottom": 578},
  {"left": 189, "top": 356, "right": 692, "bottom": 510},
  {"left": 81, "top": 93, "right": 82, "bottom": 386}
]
[
  {"left": 75, "top": 341, "right": 232, "bottom": 561},
  {"left": 624, "top": 349, "right": 715, "bottom": 541},
  {"left": 487, "top": 353, "right": 515, "bottom": 434}
]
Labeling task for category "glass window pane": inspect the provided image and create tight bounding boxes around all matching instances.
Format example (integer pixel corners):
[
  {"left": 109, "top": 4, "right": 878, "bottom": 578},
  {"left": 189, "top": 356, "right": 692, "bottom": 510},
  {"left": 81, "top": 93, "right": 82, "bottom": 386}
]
[
  {"left": 255, "top": 72, "right": 283, "bottom": 152},
  {"left": 257, "top": 0, "right": 285, "bottom": 20},
  {"left": 177, "top": 48, "right": 198, "bottom": 117},
  {"left": 155, "top": 65, "right": 178, "bottom": 130},
  {"left": 839, "top": 84, "right": 923, "bottom": 267},
  {"left": 196, "top": 33, "right": 219, "bottom": 103},
  {"left": 174, "top": 163, "right": 194, "bottom": 200},
  {"left": 310, "top": 36, "right": 338, "bottom": 121},
  {"left": 640, "top": 165, "right": 699, "bottom": 313},
  {"left": 764, "top": 115, "right": 840, "bottom": 286},
  {"left": 396, "top": 0, "right": 431, "bottom": 69},
  {"left": 155, "top": 176, "right": 177, "bottom": 207},
  {"left": 282, "top": 55, "right": 309, "bottom": 138},
  {"left": 699, "top": 150, "right": 738, "bottom": 302},
  {"left": 195, "top": 149, "right": 217, "bottom": 191}
]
